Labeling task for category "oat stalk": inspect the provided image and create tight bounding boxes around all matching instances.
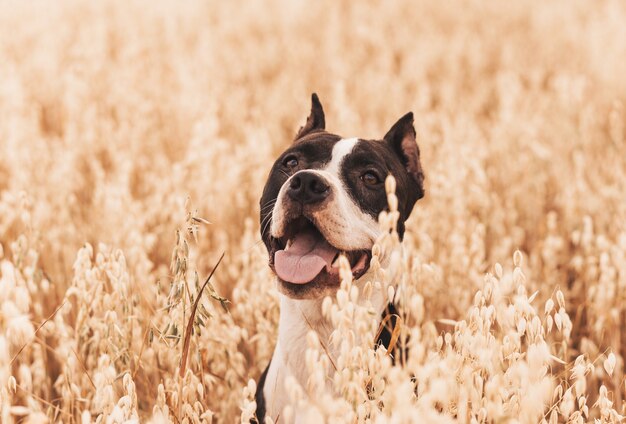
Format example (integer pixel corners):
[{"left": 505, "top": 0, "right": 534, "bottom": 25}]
[{"left": 179, "top": 252, "right": 225, "bottom": 379}]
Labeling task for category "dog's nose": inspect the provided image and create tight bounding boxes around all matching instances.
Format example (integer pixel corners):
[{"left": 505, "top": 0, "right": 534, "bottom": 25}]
[{"left": 287, "top": 171, "right": 330, "bottom": 204}]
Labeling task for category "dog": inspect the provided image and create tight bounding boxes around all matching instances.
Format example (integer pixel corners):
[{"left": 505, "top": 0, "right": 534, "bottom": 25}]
[{"left": 255, "top": 93, "right": 424, "bottom": 423}]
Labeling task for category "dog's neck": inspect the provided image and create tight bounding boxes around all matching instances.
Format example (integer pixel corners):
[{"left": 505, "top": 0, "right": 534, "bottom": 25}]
[
  {"left": 275, "top": 271, "right": 390, "bottom": 385},
  {"left": 261, "top": 265, "right": 397, "bottom": 422}
]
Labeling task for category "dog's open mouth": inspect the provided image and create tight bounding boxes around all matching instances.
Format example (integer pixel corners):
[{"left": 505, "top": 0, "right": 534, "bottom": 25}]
[{"left": 270, "top": 217, "right": 371, "bottom": 286}]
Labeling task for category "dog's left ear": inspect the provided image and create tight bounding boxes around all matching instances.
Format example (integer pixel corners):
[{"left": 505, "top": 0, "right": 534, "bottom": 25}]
[
  {"left": 295, "top": 93, "right": 325, "bottom": 140},
  {"left": 384, "top": 112, "right": 425, "bottom": 200}
]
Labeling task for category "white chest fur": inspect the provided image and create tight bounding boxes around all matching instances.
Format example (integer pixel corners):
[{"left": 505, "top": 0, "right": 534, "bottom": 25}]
[
  {"left": 262, "top": 276, "right": 388, "bottom": 423},
  {"left": 262, "top": 296, "right": 330, "bottom": 422}
]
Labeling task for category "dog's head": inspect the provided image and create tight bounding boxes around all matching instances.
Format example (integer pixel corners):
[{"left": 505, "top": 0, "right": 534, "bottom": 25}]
[{"left": 260, "top": 94, "right": 424, "bottom": 299}]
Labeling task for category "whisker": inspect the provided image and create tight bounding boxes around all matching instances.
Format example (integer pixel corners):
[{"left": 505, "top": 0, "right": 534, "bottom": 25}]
[
  {"left": 260, "top": 200, "right": 277, "bottom": 213},
  {"left": 260, "top": 212, "right": 274, "bottom": 239},
  {"left": 260, "top": 218, "right": 271, "bottom": 238},
  {"left": 260, "top": 196, "right": 278, "bottom": 213},
  {"left": 260, "top": 211, "right": 272, "bottom": 228},
  {"left": 260, "top": 196, "right": 278, "bottom": 238}
]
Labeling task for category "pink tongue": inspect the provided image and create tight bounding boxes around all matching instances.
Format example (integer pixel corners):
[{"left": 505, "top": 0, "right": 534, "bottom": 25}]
[{"left": 275, "top": 227, "right": 338, "bottom": 284}]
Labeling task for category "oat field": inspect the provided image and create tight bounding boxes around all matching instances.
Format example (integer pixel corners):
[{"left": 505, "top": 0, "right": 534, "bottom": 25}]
[{"left": 1, "top": 0, "right": 625, "bottom": 422}]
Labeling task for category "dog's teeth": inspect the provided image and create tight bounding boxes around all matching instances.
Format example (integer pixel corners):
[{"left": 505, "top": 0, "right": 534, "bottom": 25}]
[
  {"left": 286, "top": 239, "right": 292, "bottom": 249},
  {"left": 331, "top": 253, "right": 340, "bottom": 267}
]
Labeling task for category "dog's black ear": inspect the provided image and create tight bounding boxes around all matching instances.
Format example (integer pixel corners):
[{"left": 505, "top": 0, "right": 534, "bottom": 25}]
[
  {"left": 295, "top": 93, "right": 325, "bottom": 140},
  {"left": 384, "top": 112, "right": 424, "bottom": 200}
]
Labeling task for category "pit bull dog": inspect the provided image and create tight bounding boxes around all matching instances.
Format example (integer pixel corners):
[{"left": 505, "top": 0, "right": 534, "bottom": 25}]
[{"left": 255, "top": 93, "right": 424, "bottom": 423}]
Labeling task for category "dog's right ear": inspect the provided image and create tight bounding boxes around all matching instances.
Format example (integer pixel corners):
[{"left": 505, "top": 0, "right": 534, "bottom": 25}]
[
  {"left": 295, "top": 93, "right": 325, "bottom": 140},
  {"left": 384, "top": 112, "right": 425, "bottom": 201}
]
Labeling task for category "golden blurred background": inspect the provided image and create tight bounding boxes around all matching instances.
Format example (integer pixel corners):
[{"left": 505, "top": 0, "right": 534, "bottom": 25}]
[{"left": 0, "top": 0, "right": 625, "bottom": 422}]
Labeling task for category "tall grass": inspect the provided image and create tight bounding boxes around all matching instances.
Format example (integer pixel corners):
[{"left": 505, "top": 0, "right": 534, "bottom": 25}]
[{"left": 0, "top": 0, "right": 625, "bottom": 422}]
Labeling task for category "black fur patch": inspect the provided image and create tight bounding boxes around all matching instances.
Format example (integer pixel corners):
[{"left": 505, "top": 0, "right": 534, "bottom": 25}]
[
  {"left": 253, "top": 359, "right": 270, "bottom": 424},
  {"left": 376, "top": 302, "right": 406, "bottom": 364},
  {"left": 340, "top": 139, "right": 419, "bottom": 239}
]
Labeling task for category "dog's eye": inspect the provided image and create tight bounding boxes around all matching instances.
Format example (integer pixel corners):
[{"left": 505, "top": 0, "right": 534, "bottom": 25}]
[
  {"left": 283, "top": 155, "right": 298, "bottom": 168},
  {"left": 361, "top": 171, "right": 381, "bottom": 186}
]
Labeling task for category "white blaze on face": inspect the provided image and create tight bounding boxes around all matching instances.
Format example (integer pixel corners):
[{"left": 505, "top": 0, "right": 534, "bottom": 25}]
[
  {"left": 324, "top": 137, "right": 358, "bottom": 176},
  {"left": 271, "top": 138, "right": 381, "bottom": 252}
]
